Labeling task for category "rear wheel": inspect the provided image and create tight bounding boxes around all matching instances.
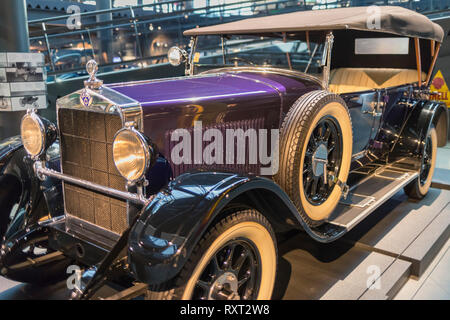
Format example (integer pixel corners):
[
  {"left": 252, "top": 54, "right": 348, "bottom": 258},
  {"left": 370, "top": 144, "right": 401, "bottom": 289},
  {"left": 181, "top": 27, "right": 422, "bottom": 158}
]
[
  {"left": 404, "top": 126, "right": 437, "bottom": 199},
  {"left": 146, "top": 209, "right": 277, "bottom": 300}
]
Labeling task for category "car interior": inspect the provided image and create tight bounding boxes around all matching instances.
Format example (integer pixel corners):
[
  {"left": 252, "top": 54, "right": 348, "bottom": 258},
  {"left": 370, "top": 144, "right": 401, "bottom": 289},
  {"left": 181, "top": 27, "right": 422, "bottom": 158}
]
[{"left": 329, "top": 68, "right": 427, "bottom": 94}]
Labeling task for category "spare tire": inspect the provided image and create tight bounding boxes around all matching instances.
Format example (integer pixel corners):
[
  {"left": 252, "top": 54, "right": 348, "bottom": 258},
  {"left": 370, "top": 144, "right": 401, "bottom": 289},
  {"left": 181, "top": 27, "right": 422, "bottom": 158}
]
[{"left": 275, "top": 90, "right": 353, "bottom": 226}]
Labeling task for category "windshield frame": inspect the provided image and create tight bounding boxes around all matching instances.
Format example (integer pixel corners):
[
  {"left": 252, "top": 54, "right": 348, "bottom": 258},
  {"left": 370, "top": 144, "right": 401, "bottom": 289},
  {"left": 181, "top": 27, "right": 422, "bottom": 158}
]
[{"left": 187, "top": 31, "right": 333, "bottom": 89}]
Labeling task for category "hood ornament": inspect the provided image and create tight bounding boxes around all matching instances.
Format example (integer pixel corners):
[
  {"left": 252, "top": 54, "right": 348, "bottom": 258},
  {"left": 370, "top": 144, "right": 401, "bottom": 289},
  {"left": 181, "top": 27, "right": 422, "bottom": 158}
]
[{"left": 84, "top": 60, "right": 103, "bottom": 90}]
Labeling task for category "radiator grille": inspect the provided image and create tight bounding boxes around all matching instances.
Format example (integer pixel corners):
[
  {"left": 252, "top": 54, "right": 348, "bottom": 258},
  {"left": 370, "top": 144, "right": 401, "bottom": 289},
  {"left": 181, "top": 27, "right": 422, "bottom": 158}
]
[{"left": 58, "top": 108, "right": 128, "bottom": 234}]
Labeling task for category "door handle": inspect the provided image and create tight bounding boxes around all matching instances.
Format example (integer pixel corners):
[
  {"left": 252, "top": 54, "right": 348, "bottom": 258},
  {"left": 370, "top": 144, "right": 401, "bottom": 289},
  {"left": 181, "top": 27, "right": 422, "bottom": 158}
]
[{"left": 363, "top": 110, "right": 382, "bottom": 117}]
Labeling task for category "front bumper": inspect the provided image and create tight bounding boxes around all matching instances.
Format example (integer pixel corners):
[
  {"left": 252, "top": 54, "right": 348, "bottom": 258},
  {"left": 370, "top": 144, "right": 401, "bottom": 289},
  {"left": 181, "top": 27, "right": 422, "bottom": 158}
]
[{"left": 35, "top": 162, "right": 148, "bottom": 206}]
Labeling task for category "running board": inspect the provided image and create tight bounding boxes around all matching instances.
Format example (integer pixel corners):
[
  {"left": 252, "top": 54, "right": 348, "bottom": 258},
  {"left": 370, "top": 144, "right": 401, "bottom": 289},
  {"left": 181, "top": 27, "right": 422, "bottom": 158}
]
[{"left": 326, "top": 168, "right": 419, "bottom": 231}]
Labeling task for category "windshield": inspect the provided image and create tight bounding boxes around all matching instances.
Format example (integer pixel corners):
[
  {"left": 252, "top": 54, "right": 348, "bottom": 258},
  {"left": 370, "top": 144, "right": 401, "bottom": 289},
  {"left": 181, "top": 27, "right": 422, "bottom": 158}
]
[{"left": 192, "top": 34, "right": 324, "bottom": 75}]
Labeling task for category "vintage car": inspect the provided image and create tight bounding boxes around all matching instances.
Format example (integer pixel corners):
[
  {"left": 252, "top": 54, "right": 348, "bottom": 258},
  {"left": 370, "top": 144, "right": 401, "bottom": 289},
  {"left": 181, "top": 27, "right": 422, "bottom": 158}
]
[{"left": 0, "top": 6, "right": 447, "bottom": 300}]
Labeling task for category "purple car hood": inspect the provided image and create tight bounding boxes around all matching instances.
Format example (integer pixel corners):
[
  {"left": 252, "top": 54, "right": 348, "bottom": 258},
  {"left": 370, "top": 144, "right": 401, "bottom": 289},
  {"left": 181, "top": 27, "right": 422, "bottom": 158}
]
[{"left": 106, "top": 71, "right": 317, "bottom": 114}]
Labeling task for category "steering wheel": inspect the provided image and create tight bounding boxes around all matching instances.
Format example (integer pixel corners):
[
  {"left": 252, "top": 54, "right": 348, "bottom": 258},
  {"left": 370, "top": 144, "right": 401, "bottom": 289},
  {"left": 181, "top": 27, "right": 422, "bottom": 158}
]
[{"left": 227, "top": 56, "right": 256, "bottom": 66}]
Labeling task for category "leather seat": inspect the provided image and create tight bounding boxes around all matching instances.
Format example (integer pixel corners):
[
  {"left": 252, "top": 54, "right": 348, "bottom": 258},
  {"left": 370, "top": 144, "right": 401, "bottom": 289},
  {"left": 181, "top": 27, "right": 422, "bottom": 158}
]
[{"left": 329, "top": 68, "right": 426, "bottom": 94}]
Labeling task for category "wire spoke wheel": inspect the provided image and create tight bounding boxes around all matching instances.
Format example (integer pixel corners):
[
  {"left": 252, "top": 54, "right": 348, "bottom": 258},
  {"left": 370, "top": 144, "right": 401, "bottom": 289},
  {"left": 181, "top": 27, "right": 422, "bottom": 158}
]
[
  {"left": 303, "top": 116, "right": 343, "bottom": 205},
  {"left": 404, "top": 126, "right": 437, "bottom": 199},
  {"left": 420, "top": 133, "right": 433, "bottom": 186},
  {"left": 192, "top": 239, "right": 261, "bottom": 300}
]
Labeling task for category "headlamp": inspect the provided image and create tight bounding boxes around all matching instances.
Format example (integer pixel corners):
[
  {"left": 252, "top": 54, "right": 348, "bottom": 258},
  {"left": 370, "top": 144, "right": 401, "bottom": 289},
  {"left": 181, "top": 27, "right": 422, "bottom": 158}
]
[
  {"left": 112, "top": 127, "right": 152, "bottom": 183},
  {"left": 20, "top": 111, "right": 56, "bottom": 158}
]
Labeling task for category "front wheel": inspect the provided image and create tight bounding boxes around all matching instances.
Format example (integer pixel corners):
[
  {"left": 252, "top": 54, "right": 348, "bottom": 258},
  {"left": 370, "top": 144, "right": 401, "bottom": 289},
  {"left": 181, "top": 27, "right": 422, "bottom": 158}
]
[
  {"left": 404, "top": 126, "right": 437, "bottom": 199},
  {"left": 146, "top": 209, "right": 277, "bottom": 300}
]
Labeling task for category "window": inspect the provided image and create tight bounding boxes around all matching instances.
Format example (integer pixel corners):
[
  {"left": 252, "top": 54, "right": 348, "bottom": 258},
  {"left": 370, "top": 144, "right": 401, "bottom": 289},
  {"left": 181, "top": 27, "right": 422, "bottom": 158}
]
[{"left": 355, "top": 38, "right": 409, "bottom": 55}]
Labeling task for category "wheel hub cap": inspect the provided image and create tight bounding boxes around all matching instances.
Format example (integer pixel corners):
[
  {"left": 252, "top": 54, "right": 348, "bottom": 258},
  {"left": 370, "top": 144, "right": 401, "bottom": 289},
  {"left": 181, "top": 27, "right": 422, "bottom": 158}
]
[
  {"left": 209, "top": 272, "right": 240, "bottom": 300},
  {"left": 312, "top": 143, "right": 328, "bottom": 177}
]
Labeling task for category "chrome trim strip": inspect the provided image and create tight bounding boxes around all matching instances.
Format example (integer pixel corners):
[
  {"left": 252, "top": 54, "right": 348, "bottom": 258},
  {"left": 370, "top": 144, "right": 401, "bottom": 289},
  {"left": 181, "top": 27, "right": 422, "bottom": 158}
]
[
  {"left": 351, "top": 150, "right": 367, "bottom": 160},
  {"left": 35, "top": 164, "right": 148, "bottom": 206},
  {"left": 102, "top": 86, "right": 144, "bottom": 131}
]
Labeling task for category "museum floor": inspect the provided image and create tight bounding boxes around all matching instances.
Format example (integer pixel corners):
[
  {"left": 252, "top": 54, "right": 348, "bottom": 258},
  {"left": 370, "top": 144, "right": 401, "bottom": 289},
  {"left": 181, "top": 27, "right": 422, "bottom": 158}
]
[
  {"left": 0, "top": 144, "right": 449, "bottom": 300},
  {"left": 394, "top": 143, "right": 450, "bottom": 300}
]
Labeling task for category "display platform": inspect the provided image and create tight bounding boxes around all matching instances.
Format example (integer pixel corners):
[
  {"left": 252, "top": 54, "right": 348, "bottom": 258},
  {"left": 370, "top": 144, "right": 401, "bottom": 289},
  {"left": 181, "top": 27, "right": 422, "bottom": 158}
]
[
  {"left": 0, "top": 179, "right": 448, "bottom": 300},
  {"left": 274, "top": 186, "right": 450, "bottom": 300}
]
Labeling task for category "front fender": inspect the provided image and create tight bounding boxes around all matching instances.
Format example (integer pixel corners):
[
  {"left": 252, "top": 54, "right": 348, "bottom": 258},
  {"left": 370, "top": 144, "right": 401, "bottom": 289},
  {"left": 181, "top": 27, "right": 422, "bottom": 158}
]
[
  {"left": 0, "top": 136, "right": 63, "bottom": 240},
  {"left": 0, "top": 136, "right": 23, "bottom": 173},
  {"left": 128, "top": 171, "right": 338, "bottom": 285},
  {"left": 128, "top": 172, "right": 250, "bottom": 284}
]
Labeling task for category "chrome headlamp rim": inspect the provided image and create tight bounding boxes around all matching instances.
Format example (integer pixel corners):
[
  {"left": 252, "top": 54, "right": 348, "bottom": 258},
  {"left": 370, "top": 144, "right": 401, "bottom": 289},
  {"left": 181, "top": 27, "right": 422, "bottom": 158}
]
[
  {"left": 112, "top": 126, "right": 151, "bottom": 184},
  {"left": 167, "top": 46, "right": 187, "bottom": 67},
  {"left": 20, "top": 110, "right": 46, "bottom": 158}
]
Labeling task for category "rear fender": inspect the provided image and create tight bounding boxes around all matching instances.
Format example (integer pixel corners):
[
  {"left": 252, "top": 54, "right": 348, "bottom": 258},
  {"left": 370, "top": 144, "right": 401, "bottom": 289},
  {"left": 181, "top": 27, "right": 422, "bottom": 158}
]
[{"left": 389, "top": 100, "right": 448, "bottom": 165}]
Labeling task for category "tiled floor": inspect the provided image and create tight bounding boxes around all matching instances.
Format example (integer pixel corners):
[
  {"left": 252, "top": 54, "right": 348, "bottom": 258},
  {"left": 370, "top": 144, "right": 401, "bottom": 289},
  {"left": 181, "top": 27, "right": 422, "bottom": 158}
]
[{"left": 394, "top": 143, "right": 450, "bottom": 300}]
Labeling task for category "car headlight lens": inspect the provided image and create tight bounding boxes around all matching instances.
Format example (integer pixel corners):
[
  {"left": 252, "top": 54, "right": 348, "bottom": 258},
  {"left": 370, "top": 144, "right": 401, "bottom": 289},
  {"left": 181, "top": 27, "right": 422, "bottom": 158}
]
[
  {"left": 112, "top": 128, "right": 151, "bottom": 183},
  {"left": 21, "top": 113, "right": 45, "bottom": 157}
]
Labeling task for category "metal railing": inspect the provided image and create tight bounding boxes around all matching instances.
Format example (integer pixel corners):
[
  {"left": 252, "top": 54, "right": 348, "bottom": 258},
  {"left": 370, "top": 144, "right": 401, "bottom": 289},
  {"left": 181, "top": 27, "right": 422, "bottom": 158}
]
[
  {"left": 27, "top": 0, "right": 449, "bottom": 80},
  {"left": 30, "top": 0, "right": 304, "bottom": 77}
]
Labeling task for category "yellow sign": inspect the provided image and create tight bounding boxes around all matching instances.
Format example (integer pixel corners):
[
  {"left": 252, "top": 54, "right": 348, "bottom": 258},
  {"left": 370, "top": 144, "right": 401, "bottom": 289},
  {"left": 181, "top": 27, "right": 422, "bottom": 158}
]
[
  {"left": 193, "top": 52, "right": 200, "bottom": 63},
  {"left": 430, "top": 70, "right": 450, "bottom": 108}
]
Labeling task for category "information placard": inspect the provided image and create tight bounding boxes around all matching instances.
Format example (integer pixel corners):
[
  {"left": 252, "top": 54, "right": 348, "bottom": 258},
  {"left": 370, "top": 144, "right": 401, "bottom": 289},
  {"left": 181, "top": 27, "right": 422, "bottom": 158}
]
[{"left": 0, "top": 52, "right": 47, "bottom": 112}]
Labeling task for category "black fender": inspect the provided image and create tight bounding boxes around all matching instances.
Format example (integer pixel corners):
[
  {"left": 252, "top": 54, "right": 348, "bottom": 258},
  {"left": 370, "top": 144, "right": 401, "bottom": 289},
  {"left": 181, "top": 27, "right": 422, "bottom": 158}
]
[
  {"left": 0, "top": 137, "right": 71, "bottom": 283},
  {"left": 0, "top": 221, "right": 71, "bottom": 284},
  {"left": 0, "top": 136, "right": 23, "bottom": 173},
  {"left": 389, "top": 99, "right": 448, "bottom": 165},
  {"left": 128, "top": 171, "right": 345, "bottom": 285}
]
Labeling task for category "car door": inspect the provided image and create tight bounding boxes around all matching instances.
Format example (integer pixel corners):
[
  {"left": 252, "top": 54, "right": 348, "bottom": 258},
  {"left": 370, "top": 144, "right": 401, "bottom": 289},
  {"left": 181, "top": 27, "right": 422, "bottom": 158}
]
[
  {"left": 374, "top": 85, "right": 414, "bottom": 157},
  {"left": 340, "top": 90, "right": 382, "bottom": 155}
]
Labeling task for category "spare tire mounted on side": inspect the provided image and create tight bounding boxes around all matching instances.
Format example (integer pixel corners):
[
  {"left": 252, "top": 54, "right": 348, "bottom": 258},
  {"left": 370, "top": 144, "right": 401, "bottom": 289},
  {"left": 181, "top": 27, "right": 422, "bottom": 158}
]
[{"left": 276, "top": 90, "right": 353, "bottom": 226}]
